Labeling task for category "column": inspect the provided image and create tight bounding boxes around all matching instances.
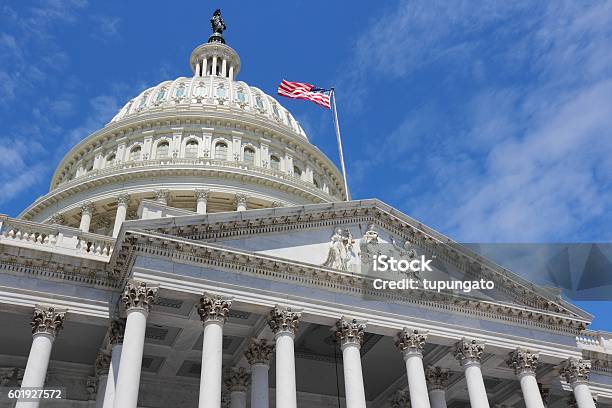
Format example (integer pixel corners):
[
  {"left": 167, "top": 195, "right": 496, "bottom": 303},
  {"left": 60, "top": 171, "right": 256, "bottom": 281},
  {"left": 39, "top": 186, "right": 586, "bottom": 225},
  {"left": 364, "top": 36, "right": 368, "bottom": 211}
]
[
  {"left": 196, "top": 294, "right": 232, "bottom": 408},
  {"left": 154, "top": 189, "right": 169, "bottom": 205},
  {"left": 221, "top": 59, "right": 227, "bottom": 77},
  {"left": 224, "top": 367, "right": 250, "bottom": 408},
  {"left": 113, "top": 281, "right": 159, "bottom": 408},
  {"left": 234, "top": 194, "right": 248, "bottom": 211},
  {"left": 454, "top": 338, "right": 490, "bottom": 408},
  {"left": 426, "top": 366, "right": 450, "bottom": 408},
  {"left": 396, "top": 328, "right": 431, "bottom": 408},
  {"left": 229, "top": 65, "right": 234, "bottom": 80},
  {"left": 335, "top": 318, "right": 367, "bottom": 408},
  {"left": 79, "top": 201, "right": 94, "bottom": 232},
  {"left": 196, "top": 62, "right": 201, "bottom": 76},
  {"left": 112, "top": 194, "right": 130, "bottom": 238},
  {"left": 202, "top": 58, "right": 208, "bottom": 76},
  {"left": 268, "top": 306, "right": 301, "bottom": 408},
  {"left": 16, "top": 306, "right": 66, "bottom": 408},
  {"left": 245, "top": 339, "right": 274, "bottom": 408},
  {"left": 212, "top": 56, "right": 218, "bottom": 76},
  {"left": 195, "top": 189, "right": 210, "bottom": 214},
  {"left": 102, "top": 319, "right": 125, "bottom": 408},
  {"left": 506, "top": 349, "right": 545, "bottom": 408},
  {"left": 560, "top": 358, "right": 596, "bottom": 408},
  {"left": 94, "top": 351, "right": 111, "bottom": 408}
]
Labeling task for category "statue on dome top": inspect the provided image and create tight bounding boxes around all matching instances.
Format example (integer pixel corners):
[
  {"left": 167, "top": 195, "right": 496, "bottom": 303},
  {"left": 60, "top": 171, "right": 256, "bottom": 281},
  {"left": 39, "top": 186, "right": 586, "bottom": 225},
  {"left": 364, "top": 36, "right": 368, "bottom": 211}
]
[
  {"left": 211, "top": 9, "right": 226, "bottom": 35},
  {"left": 208, "top": 9, "right": 227, "bottom": 44}
]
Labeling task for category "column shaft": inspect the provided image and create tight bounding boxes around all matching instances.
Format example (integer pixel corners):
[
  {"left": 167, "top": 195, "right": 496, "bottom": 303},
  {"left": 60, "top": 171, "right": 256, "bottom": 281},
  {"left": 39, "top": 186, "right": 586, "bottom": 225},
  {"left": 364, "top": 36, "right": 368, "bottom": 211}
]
[
  {"left": 519, "top": 373, "right": 545, "bottom": 408},
  {"left": 80, "top": 211, "right": 92, "bottom": 232},
  {"left": 112, "top": 203, "right": 127, "bottom": 238},
  {"left": 342, "top": 343, "right": 367, "bottom": 408},
  {"left": 113, "top": 310, "right": 147, "bottom": 408},
  {"left": 199, "top": 321, "right": 224, "bottom": 408},
  {"left": 95, "top": 374, "right": 108, "bottom": 408},
  {"left": 464, "top": 363, "right": 490, "bottom": 408},
  {"left": 405, "top": 353, "right": 431, "bottom": 408},
  {"left": 230, "top": 390, "right": 247, "bottom": 408},
  {"left": 429, "top": 389, "right": 448, "bottom": 408},
  {"left": 16, "top": 334, "right": 54, "bottom": 408},
  {"left": 250, "top": 363, "right": 269, "bottom": 408},
  {"left": 573, "top": 383, "right": 596, "bottom": 408},
  {"left": 102, "top": 344, "right": 122, "bottom": 408},
  {"left": 276, "top": 332, "right": 297, "bottom": 408}
]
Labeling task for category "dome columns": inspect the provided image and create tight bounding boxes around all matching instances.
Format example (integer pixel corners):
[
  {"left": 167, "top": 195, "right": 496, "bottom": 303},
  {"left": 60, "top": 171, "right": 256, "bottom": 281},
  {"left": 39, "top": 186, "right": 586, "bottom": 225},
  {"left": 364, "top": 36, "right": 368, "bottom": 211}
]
[{"left": 190, "top": 43, "right": 240, "bottom": 79}]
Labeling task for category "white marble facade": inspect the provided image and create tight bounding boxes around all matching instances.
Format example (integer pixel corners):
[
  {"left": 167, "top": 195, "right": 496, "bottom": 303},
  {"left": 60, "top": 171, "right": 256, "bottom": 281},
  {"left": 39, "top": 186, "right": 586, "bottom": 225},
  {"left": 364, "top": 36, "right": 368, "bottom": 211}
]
[{"left": 1, "top": 16, "right": 612, "bottom": 408}]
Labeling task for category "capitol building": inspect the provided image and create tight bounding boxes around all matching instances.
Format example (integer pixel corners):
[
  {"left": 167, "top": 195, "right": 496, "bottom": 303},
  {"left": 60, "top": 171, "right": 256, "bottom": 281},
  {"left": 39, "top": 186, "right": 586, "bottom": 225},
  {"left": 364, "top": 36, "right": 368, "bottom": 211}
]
[{"left": 1, "top": 11, "right": 612, "bottom": 408}]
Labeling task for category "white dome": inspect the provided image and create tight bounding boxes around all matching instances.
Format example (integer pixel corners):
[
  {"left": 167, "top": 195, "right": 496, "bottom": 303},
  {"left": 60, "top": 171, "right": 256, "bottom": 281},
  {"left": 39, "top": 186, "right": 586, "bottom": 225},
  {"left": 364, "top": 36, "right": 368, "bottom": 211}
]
[{"left": 111, "top": 76, "right": 308, "bottom": 139}]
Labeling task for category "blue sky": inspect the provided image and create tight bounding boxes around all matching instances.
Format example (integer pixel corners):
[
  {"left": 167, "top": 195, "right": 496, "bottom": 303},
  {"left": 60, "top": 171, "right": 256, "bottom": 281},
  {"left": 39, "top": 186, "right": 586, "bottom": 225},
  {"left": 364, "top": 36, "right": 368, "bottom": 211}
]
[{"left": 1, "top": 1, "right": 611, "bottom": 328}]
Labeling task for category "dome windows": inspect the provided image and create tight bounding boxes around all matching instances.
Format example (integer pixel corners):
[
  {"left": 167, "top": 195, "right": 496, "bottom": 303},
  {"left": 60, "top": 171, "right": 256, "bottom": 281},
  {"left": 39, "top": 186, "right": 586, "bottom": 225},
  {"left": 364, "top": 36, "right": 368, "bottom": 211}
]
[
  {"left": 194, "top": 83, "right": 206, "bottom": 98},
  {"left": 255, "top": 95, "right": 264, "bottom": 109},
  {"left": 215, "top": 142, "right": 228, "bottom": 160},
  {"left": 138, "top": 93, "right": 149, "bottom": 109},
  {"left": 174, "top": 84, "right": 186, "bottom": 98},
  {"left": 243, "top": 147, "right": 255, "bottom": 165},
  {"left": 156, "top": 141, "right": 170, "bottom": 158},
  {"left": 272, "top": 103, "right": 279, "bottom": 118},
  {"left": 270, "top": 155, "right": 280, "bottom": 170},
  {"left": 185, "top": 140, "right": 199, "bottom": 158},
  {"left": 155, "top": 88, "right": 167, "bottom": 102},
  {"left": 216, "top": 85, "right": 227, "bottom": 98},
  {"left": 129, "top": 146, "right": 141, "bottom": 161}
]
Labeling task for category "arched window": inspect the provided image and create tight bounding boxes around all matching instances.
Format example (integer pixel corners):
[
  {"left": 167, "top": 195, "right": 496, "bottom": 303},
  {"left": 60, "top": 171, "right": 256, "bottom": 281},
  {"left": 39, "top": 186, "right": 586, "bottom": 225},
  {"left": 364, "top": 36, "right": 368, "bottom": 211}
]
[
  {"left": 293, "top": 165, "right": 302, "bottom": 177},
  {"left": 272, "top": 103, "right": 279, "bottom": 117},
  {"left": 174, "top": 84, "right": 185, "bottom": 98},
  {"left": 185, "top": 140, "right": 199, "bottom": 158},
  {"left": 243, "top": 147, "right": 255, "bottom": 165},
  {"left": 138, "top": 93, "right": 149, "bottom": 108},
  {"left": 129, "top": 146, "right": 141, "bottom": 161},
  {"left": 194, "top": 84, "right": 206, "bottom": 97},
  {"left": 270, "top": 155, "right": 280, "bottom": 170},
  {"left": 216, "top": 86, "right": 226, "bottom": 98},
  {"left": 106, "top": 154, "right": 116, "bottom": 167},
  {"left": 236, "top": 89, "right": 247, "bottom": 103},
  {"left": 255, "top": 95, "right": 264, "bottom": 109},
  {"left": 155, "top": 88, "right": 167, "bottom": 102},
  {"left": 215, "top": 142, "right": 228, "bottom": 160},
  {"left": 156, "top": 141, "right": 169, "bottom": 158}
]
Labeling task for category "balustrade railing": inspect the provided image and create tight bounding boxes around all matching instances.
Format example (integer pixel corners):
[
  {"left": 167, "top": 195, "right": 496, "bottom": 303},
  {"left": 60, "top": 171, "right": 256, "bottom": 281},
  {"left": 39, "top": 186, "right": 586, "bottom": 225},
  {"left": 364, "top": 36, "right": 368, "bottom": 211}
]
[{"left": 0, "top": 216, "right": 114, "bottom": 260}]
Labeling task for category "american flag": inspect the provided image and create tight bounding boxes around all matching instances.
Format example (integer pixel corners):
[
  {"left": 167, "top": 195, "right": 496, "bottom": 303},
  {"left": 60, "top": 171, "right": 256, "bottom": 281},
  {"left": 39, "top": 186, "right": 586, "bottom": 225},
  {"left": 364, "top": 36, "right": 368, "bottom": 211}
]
[{"left": 277, "top": 80, "right": 331, "bottom": 109}]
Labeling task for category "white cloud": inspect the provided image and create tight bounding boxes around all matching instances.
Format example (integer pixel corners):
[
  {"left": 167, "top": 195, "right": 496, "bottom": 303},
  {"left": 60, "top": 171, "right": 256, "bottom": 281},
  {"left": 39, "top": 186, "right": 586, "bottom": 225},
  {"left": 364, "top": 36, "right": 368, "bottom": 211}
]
[{"left": 346, "top": 0, "right": 612, "bottom": 242}]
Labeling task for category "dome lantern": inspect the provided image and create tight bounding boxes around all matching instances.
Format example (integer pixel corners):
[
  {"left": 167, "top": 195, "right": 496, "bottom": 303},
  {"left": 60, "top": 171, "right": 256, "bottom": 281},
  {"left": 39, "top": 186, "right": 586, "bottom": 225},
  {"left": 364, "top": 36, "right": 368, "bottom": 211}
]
[{"left": 189, "top": 9, "right": 241, "bottom": 79}]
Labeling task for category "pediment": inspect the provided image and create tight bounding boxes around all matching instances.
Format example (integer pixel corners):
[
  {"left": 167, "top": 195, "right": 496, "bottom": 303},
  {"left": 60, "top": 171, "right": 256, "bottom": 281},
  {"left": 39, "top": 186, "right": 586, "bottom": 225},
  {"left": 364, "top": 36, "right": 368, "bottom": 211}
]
[{"left": 116, "top": 199, "right": 591, "bottom": 329}]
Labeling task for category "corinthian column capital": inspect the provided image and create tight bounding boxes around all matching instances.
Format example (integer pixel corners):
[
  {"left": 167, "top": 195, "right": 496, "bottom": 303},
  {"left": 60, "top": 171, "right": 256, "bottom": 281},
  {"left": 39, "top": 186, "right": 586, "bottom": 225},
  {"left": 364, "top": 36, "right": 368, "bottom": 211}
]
[
  {"left": 335, "top": 317, "right": 366, "bottom": 348},
  {"left": 224, "top": 367, "right": 251, "bottom": 392},
  {"left": 395, "top": 328, "right": 427, "bottom": 357},
  {"left": 80, "top": 201, "right": 95, "bottom": 215},
  {"left": 267, "top": 306, "right": 301, "bottom": 337},
  {"left": 454, "top": 338, "right": 485, "bottom": 366},
  {"left": 195, "top": 189, "right": 210, "bottom": 201},
  {"left": 95, "top": 350, "right": 111, "bottom": 377},
  {"left": 116, "top": 193, "right": 130, "bottom": 206},
  {"left": 120, "top": 280, "right": 159, "bottom": 313},
  {"left": 31, "top": 305, "right": 66, "bottom": 337},
  {"left": 196, "top": 293, "right": 232, "bottom": 324},
  {"left": 506, "top": 348, "right": 539, "bottom": 376},
  {"left": 389, "top": 390, "right": 410, "bottom": 408},
  {"left": 426, "top": 366, "right": 450, "bottom": 390},
  {"left": 560, "top": 358, "right": 591, "bottom": 384},
  {"left": 245, "top": 339, "right": 275, "bottom": 365},
  {"left": 234, "top": 193, "right": 248, "bottom": 206}
]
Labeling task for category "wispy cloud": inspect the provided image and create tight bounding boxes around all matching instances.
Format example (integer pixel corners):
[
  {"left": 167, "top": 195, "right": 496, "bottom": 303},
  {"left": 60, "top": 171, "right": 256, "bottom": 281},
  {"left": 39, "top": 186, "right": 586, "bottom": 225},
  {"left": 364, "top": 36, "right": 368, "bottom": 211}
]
[{"left": 345, "top": 0, "right": 612, "bottom": 242}]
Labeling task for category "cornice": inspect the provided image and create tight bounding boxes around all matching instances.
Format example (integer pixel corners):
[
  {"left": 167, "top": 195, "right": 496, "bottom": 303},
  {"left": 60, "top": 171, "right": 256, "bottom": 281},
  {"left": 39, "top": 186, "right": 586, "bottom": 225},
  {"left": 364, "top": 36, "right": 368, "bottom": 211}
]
[{"left": 109, "top": 227, "right": 587, "bottom": 335}]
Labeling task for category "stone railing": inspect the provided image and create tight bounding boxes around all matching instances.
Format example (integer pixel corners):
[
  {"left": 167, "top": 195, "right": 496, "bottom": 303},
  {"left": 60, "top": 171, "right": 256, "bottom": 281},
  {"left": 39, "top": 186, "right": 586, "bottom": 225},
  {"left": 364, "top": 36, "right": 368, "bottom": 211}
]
[
  {"left": 577, "top": 330, "right": 612, "bottom": 352},
  {"left": 52, "top": 157, "right": 340, "bottom": 201},
  {"left": 0, "top": 215, "right": 114, "bottom": 261}
]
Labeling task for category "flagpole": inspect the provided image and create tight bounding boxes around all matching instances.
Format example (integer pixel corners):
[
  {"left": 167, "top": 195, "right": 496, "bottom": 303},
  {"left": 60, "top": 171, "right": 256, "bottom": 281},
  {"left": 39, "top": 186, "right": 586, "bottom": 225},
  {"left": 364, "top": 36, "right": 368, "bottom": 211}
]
[{"left": 330, "top": 88, "right": 351, "bottom": 201}]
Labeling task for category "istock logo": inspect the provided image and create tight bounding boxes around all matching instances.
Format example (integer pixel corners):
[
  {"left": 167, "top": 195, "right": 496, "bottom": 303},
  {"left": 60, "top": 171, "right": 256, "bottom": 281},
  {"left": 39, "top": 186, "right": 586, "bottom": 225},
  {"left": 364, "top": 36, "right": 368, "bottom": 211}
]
[{"left": 372, "top": 254, "right": 433, "bottom": 273}]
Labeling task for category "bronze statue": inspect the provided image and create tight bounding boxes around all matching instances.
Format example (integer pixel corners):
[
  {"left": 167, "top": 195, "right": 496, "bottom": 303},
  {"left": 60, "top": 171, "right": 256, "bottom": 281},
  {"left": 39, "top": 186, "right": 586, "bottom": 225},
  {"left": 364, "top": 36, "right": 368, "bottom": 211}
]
[{"left": 211, "top": 9, "right": 226, "bottom": 35}]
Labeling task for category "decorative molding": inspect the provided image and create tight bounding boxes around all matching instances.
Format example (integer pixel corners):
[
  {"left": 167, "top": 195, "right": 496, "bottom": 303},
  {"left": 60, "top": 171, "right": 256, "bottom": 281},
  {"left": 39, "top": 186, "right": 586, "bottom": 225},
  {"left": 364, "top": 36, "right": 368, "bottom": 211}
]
[
  {"left": 389, "top": 390, "right": 410, "bottom": 408},
  {"left": 31, "top": 305, "right": 66, "bottom": 337},
  {"left": 395, "top": 328, "right": 427, "bottom": 357},
  {"left": 196, "top": 293, "right": 232, "bottom": 323},
  {"left": 234, "top": 193, "right": 248, "bottom": 207},
  {"left": 223, "top": 367, "right": 250, "bottom": 392},
  {"left": 560, "top": 358, "right": 591, "bottom": 384},
  {"left": 454, "top": 338, "right": 485, "bottom": 366},
  {"left": 268, "top": 306, "right": 301, "bottom": 336},
  {"left": 95, "top": 350, "right": 111, "bottom": 376},
  {"left": 109, "top": 318, "right": 126, "bottom": 345},
  {"left": 80, "top": 201, "right": 95, "bottom": 215},
  {"left": 426, "top": 366, "right": 450, "bottom": 390},
  {"left": 195, "top": 189, "right": 210, "bottom": 201},
  {"left": 120, "top": 280, "right": 159, "bottom": 312},
  {"left": 506, "top": 348, "right": 539, "bottom": 376},
  {"left": 154, "top": 189, "right": 169, "bottom": 203},
  {"left": 335, "top": 317, "right": 366, "bottom": 348},
  {"left": 49, "top": 213, "right": 64, "bottom": 225},
  {"left": 245, "top": 339, "right": 274, "bottom": 365},
  {"left": 116, "top": 193, "right": 130, "bottom": 206}
]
